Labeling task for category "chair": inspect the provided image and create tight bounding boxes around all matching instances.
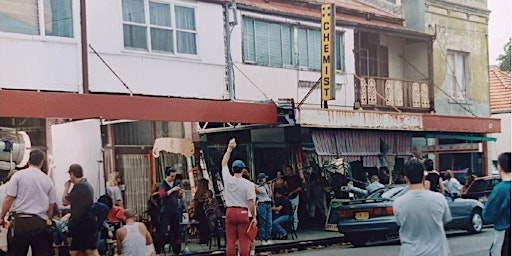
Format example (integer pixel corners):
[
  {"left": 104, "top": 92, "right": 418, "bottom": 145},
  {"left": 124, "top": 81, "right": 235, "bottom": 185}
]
[
  {"left": 209, "top": 217, "right": 226, "bottom": 250},
  {"left": 283, "top": 217, "right": 298, "bottom": 240}
]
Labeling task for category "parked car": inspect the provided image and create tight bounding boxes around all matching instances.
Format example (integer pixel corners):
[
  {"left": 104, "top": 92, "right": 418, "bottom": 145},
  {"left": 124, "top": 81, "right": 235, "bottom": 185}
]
[
  {"left": 461, "top": 176, "right": 501, "bottom": 204},
  {"left": 337, "top": 185, "right": 484, "bottom": 247}
]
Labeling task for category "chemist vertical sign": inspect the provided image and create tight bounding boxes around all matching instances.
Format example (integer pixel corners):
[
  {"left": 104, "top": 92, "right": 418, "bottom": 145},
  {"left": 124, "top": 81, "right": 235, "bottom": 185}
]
[{"left": 321, "top": 3, "right": 335, "bottom": 102}]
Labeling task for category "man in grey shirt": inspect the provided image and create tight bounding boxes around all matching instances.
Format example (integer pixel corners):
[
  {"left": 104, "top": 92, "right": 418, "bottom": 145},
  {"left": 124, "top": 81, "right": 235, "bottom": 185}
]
[
  {"left": 0, "top": 149, "right": 57, "bottom": 256},
  {"left": 393, "top": 160, "right": 452, "bottom": 256}
]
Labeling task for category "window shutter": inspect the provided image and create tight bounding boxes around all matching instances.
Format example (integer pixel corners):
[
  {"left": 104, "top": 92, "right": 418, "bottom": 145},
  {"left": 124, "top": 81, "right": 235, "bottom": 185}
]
[
  {"left": 281, "top": 25, "right": 292, "bottom": 65},
  {"left": 268, "top": 23, "right": 282, "bottom": 66},
  {"left": 336, "top": 33, "right": 345, "bottom": 71},
  {"left": 0, "top": 0, "right": 39, "bottom": 35},
  {"left": 242, "top": 19, "right": 256, "bottom": 62},
  {"left": 255, "top": 21, "right": 269, "bottom": 65},
  {"left": 308, "top": 29, "right": 321, "bottom": 70},
  {"left": 298, "top": 28, "right": 308, "bottom": 68}
]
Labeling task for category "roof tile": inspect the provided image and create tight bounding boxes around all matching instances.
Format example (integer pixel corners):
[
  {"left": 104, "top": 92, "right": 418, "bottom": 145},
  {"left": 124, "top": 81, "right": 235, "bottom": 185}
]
[{"left": 489, "top": 67, "right": 511, "bottom": 113}]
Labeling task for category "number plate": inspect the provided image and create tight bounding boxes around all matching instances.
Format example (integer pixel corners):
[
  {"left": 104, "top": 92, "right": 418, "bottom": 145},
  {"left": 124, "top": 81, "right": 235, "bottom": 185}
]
[{"left": 355, "top": 212, "right": 369, "bottom": 220}]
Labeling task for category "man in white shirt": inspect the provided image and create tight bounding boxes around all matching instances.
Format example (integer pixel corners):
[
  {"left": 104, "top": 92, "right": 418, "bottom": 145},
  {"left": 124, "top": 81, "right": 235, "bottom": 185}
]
[
  {"left": 393, "top": 160, "right": 452, "bottom": 256},
  {"left": 116, "top": 209, "right": 153, "bottom": 256},
  {"left": 366, "top": 175, "right": 385, "bottom": 194},
  {"left": 221, "top": 138, "right": 257, "bottom": 256}
]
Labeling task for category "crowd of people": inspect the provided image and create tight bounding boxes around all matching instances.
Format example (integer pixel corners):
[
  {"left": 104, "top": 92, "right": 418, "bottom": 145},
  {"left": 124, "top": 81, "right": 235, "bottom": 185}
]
[
  {"left": 0, "top": 142, "right": 508, "bottom": 256},
  {"left": 0, "top": 149, "right": 157, "bottom": 256},
  {"left": 393, "top": 152, "right": 511, "bottom": 256}
]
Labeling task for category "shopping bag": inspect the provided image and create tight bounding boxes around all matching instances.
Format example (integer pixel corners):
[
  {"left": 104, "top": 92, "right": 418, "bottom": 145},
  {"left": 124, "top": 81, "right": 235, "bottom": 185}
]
[{"left": 246, "top": 221, "right": 258, "bottom": 242}]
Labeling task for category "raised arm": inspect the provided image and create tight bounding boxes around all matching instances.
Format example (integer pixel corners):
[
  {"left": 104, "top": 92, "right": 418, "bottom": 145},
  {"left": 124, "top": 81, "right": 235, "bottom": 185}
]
[{"left": 221, "top": 138, "right": 237, "bottom": 168}]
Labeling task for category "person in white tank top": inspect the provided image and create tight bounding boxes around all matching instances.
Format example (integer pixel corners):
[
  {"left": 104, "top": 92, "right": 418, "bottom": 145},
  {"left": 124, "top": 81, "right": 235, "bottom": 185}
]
[{"left": 116, "top": 209, "right": 154, "bottom": 256}]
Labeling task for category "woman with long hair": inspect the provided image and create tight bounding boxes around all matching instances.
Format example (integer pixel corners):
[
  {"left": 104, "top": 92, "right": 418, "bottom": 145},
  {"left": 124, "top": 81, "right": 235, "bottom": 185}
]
[
  {"left": 193, "top": 178, "right": 211, "bottom": 244},
  {"left": 107, "top": 171, "right": 124, "bottom": 208},
  {"left": 273, "top": 169, "right": 287, "bottom": 201}
]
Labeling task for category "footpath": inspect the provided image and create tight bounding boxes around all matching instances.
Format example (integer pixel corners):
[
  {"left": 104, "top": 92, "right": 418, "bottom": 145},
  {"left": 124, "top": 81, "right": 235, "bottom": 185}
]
[{"left": 169, "top": 228, "right": 345, "bottom": 256}]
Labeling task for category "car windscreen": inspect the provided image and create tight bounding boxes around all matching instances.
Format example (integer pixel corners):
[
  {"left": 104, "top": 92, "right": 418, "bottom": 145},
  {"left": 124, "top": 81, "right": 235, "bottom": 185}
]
[
  {"left": 366, "top": 186, "right": 406, "bottom": 199},
  {"left": 468, "top": 178, "right": 500, "bottom": 193}
]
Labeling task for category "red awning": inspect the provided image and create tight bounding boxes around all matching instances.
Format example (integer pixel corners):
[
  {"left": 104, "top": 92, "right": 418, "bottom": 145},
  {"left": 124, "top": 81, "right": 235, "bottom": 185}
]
[
  {"left": 422, "top": 115, "right": 500, "bottom": 134},
  {"left": 0, "top": 89, "right": 277, "bottom": 124}
]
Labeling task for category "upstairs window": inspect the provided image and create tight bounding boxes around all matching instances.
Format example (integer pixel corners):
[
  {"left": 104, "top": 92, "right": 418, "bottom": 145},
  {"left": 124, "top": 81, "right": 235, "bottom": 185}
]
[
  {"left": 243, "top": 19, "right": 293, "bottom": 67},
  {"left": 0, "top": 0, "right": 73, "bottom": 38},
  {"left": 243, "top": 17, "right": 345, "bottom": 72},
  {"left": 446, "top": 50, "right": 469, "bottom": 100},
  {"left": 122, "top": 0, "right": 197, "bottom": 55},
  {"left": 298, "top": 28, "right": 321, "bottom": 70}
]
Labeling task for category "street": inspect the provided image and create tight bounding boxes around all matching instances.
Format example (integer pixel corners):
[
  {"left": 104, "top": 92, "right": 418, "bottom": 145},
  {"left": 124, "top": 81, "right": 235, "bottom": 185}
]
[{"left": 283, "top": 228, "right": 494, "bottom": 256}]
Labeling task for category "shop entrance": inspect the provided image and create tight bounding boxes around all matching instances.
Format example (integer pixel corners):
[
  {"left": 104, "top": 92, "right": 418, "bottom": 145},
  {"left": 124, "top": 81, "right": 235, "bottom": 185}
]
[{"left": 253, "top": 145, "right": 291, "bottom": 179}]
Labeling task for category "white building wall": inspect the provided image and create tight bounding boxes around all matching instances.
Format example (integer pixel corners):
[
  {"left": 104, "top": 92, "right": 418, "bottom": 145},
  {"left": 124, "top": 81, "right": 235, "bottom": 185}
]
[
  {"left": 230, "top": 11, "right": 355, "bottom": 109},
  {"left": 0, "top": 1, "right": 82, "bottom": 92},
  {"left": 86, "top": 0, "right": 226, "bottom": 99},
  {"left": 404, "top": 41, "right": 429, "bottom": 81},
  {"left": 380, "top": 34, "right": 404, "bottom": 79},
  {"left": 488, "top": 113, "right": 511, "bottom": 163}
]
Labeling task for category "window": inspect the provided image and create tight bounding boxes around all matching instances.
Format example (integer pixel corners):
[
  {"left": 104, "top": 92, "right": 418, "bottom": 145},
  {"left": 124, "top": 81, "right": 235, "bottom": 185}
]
[
  {"left": 122, "top": 0, "right": 197, "bottom": 54},
  {"left": 243, "top": 19, "right": 292, "bottom": 67},
  {"left": 446, "top": 50, "right": 469, "bottom": 100},
  {"left": 0, "top": 0, "right": 73, "bottom": 37},
  {"left": 298, "top": 28, "right": 321, "bottom": 70},
  {"left": 359, "top": 32, "right": 388, "bottom": 77},
  {"left": 242, "top": 18, "right": 345, "bottom": 71}
]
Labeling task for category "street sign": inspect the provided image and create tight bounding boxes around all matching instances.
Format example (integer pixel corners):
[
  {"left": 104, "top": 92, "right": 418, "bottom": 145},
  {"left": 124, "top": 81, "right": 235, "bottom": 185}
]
[{"left": 321, "top": 3, "right": 336, "bottom": 101}]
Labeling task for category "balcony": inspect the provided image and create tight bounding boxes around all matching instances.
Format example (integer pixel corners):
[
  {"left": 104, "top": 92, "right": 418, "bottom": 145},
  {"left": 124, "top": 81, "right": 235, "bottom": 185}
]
[{"left": 356, "top": 76, "right": 433, "bottom": 113}]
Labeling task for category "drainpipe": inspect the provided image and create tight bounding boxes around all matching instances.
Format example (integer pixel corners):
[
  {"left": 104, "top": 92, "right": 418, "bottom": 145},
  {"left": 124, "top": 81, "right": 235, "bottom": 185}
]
[
  {"left": 225, "top": 4, "right": 233, "bottom": 100},
  {"left": 225, "top": 0, "right": 238, "bottom": 100},
  {"left": 80, "top": 0, "right": 89, "bottom": 93}
]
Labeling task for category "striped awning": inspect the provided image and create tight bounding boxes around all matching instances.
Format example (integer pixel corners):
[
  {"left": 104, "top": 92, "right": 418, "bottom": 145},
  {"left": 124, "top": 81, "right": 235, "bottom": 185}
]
[{"left": 311, "top": 129, "right": 412, "bottom": 166}]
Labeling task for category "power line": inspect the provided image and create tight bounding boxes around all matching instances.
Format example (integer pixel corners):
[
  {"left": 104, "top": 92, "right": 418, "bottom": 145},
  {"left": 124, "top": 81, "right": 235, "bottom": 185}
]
[
  {"left": 232, "top": 62, "right": 271, "bottom": 100},
  {"left": 89, "top": 44, "right": 134, "bottom": 96},
  {"left": 398, "top": 54, "right": 478, "bottom": 117}
]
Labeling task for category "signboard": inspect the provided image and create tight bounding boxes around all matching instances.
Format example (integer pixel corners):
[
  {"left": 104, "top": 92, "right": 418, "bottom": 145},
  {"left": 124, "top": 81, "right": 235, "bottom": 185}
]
[
  {"left": 422, "top": 143, "right": 481, "bottom": 153},
  {"left": 299, "top": 108, "right": 424, "bottom": 131},
  {"left": 321, "top": 3, "right": 336, "bottom": 101}
]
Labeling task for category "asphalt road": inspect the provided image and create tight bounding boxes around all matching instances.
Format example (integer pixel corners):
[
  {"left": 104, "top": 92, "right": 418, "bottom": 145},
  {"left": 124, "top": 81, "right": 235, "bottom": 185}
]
[{"left": 282, "top": 228, "right": 495, "bottom": 256}]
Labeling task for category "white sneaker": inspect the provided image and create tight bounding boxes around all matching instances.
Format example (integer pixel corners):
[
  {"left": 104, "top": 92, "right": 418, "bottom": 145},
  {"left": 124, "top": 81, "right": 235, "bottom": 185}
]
[
  {"left": 262, "top": 240, "right": 269, "bottom": 245},
  {"left": 266, "top": 240, "right": 274, "bottom": 245}
]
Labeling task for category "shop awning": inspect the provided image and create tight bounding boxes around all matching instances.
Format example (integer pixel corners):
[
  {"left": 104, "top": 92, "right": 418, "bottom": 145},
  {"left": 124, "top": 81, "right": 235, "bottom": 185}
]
[
  {"left": 0, "top": 89, "right": 277, "bottom": 124},
  {"left": 425, "top": 133, "right": 497, "bottom": 142},
  {"left": 311, "top": 129, "right": 412, "bottom": 166}
]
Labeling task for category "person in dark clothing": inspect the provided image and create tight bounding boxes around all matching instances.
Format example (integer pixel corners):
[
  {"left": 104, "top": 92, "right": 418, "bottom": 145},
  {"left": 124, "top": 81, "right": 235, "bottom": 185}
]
[
  {"left": 156, "top": 167, "right": 182, "bottom": 255},
  {"left": 193, "top": 178, "right": 211, "bottom": 244},
  {"left": 148, "top": 183, "right": 160, "bottom": 233},
  {"left": 272, "top": 188, "right": 293, "bottom": 240},
  {"left": 483, "top": 152, "right": 511, "bottom": 256},
  {"left": 463, "top": 169, "right": 478, "bottom": 193},
  {"left": 378, "top": 167, "right": 391, "bottom": 186},
  {"left": 423, "top": 159, "right": 445, "bottom": 194},
  {"left": 284, "top": 166, "right": 302, "bottom": 231},
  {"left": 93, "top": 194, "right": 113, "bottom": 254},
  {"left": 62, "top": 164, "right": 99, "bottom": 256}
]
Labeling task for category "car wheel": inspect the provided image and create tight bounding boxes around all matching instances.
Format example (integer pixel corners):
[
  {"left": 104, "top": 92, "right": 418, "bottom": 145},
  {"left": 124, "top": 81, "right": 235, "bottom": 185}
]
[
  {"left": 349, "top": 235, "right": 368, "bottom": 247},
  {"left": 467, "top": 209, "right": 483, "bottom": 234}
]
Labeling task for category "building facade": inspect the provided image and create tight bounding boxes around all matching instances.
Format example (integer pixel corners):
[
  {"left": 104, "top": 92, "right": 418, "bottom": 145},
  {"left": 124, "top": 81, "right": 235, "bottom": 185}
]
[{"left": 0, "top": 0, "right": 276, "bottom": 213}]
